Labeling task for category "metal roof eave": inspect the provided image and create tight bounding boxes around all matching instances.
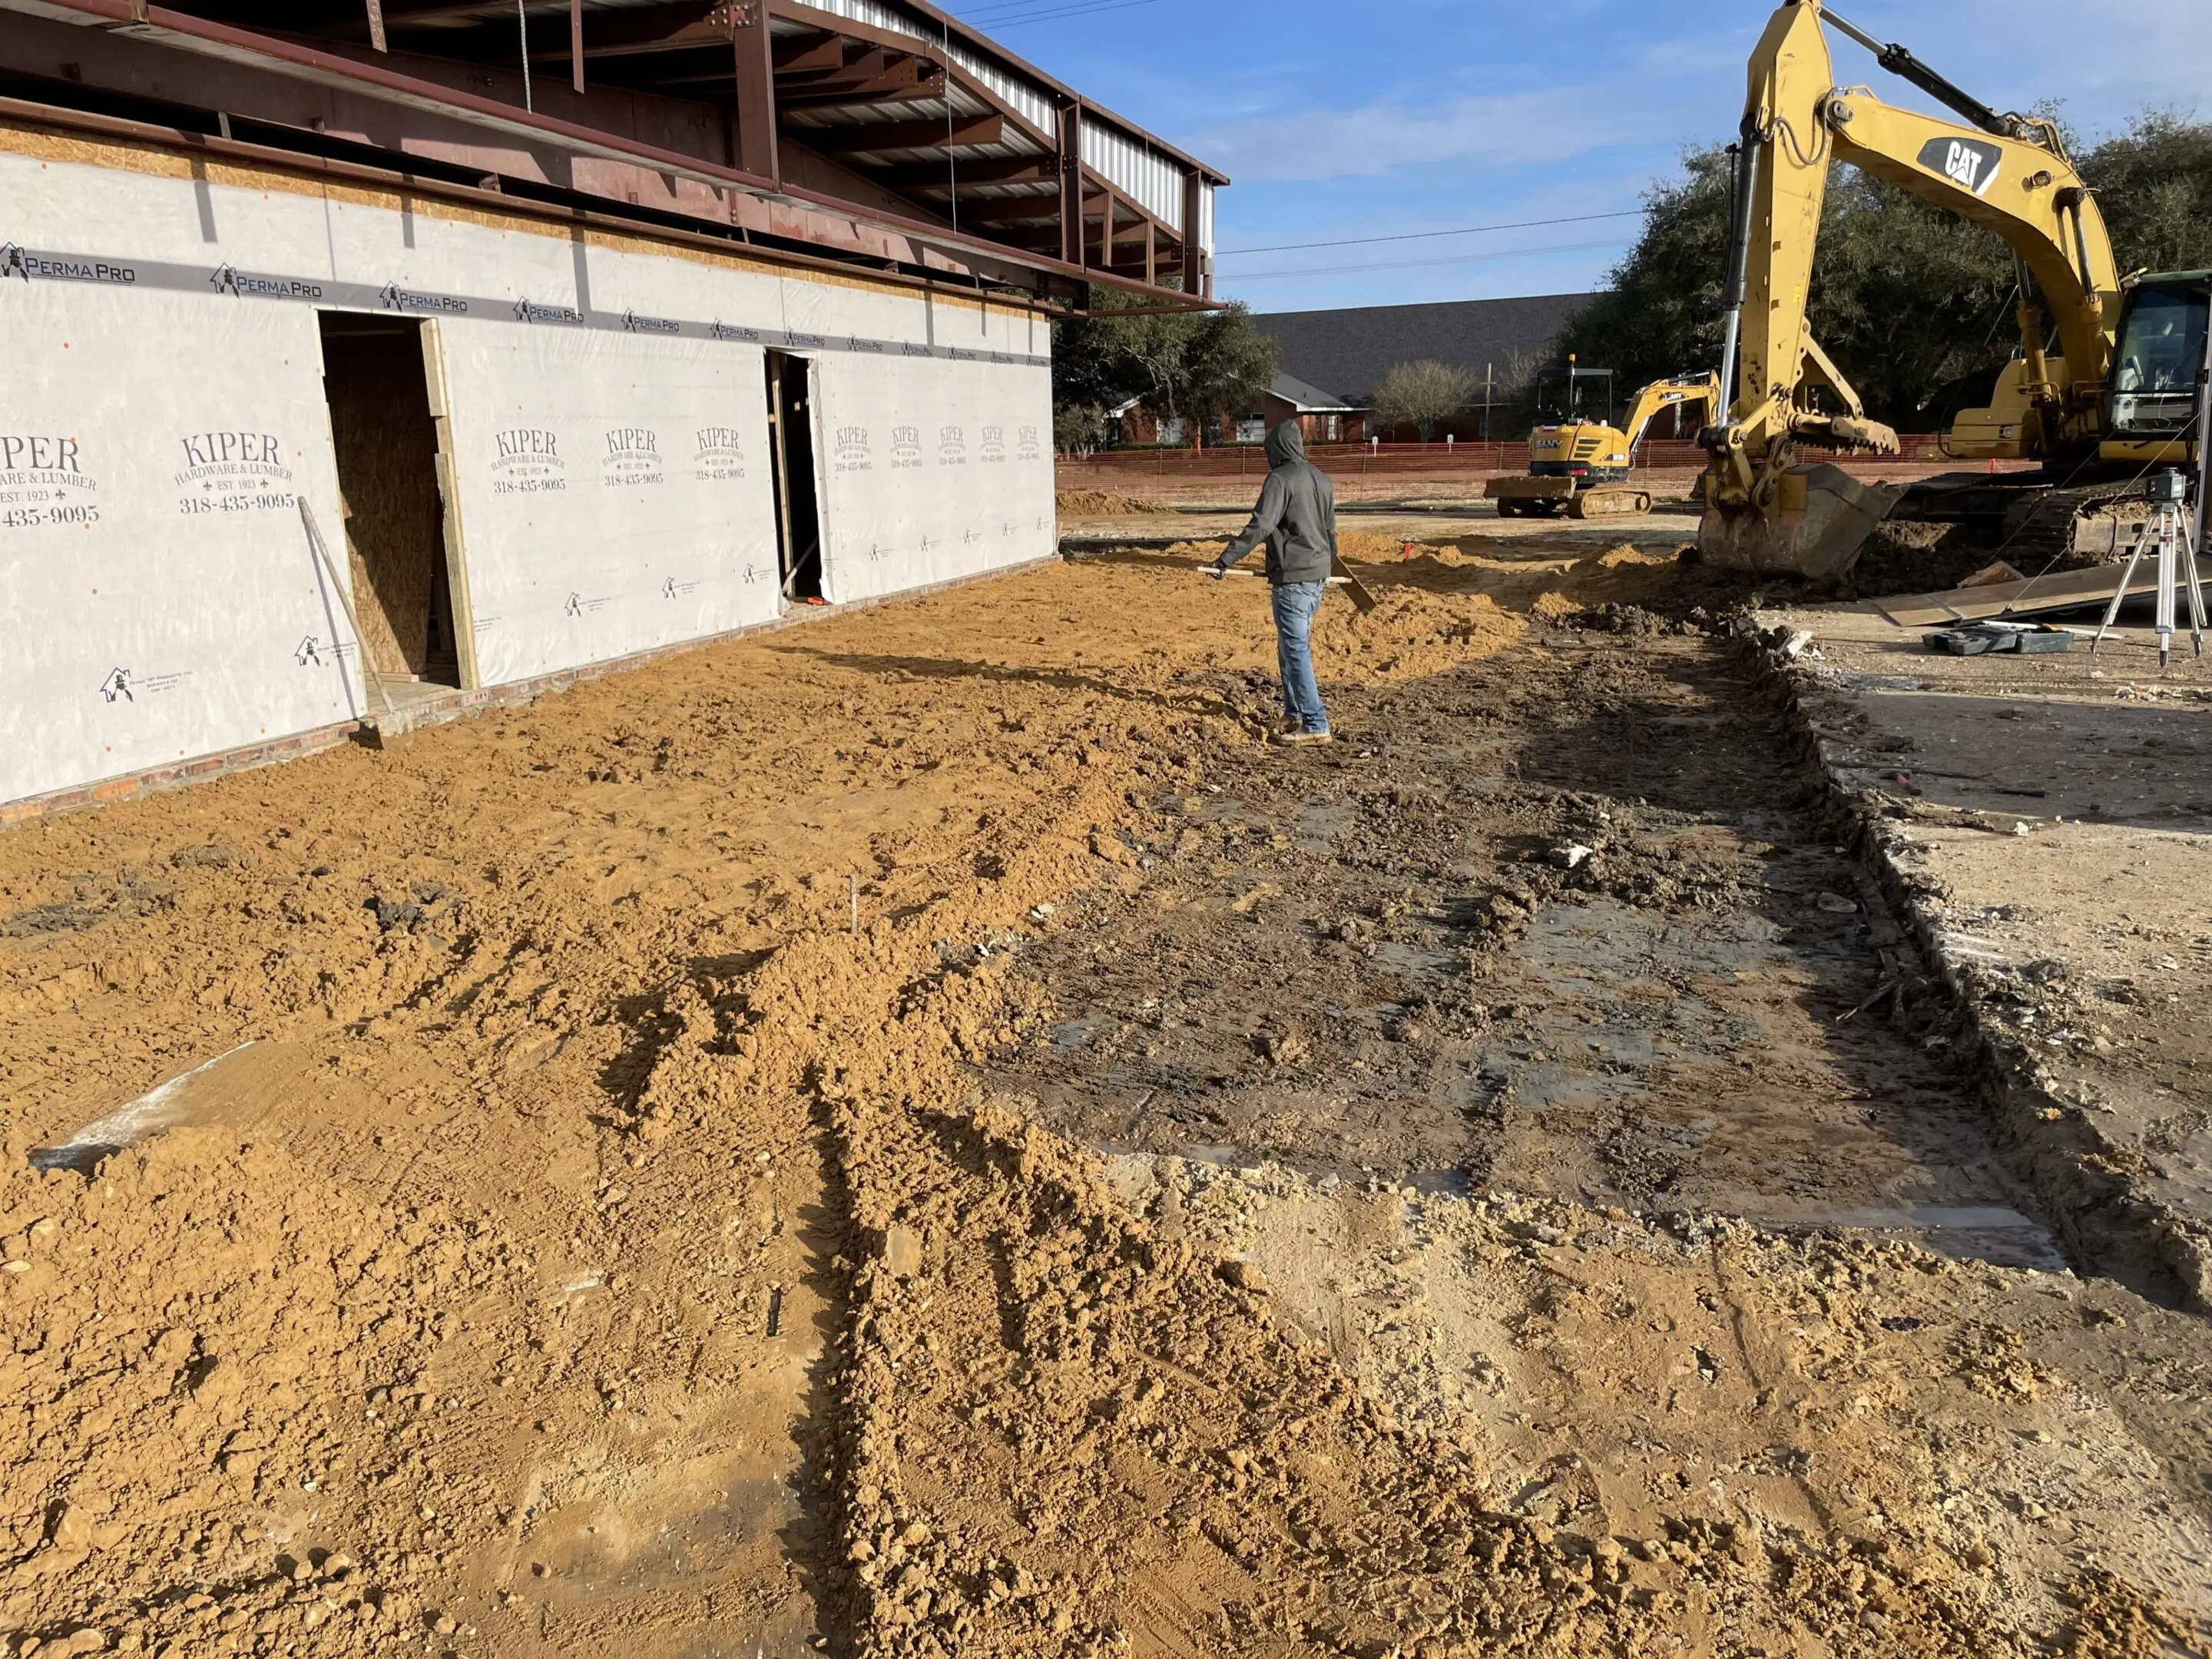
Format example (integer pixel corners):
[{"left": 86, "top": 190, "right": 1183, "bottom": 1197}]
[
  {"left": 0, "top": 0, "right": 1217, "bottom": 306},
  {"left": 774, "top": 0, "right": 1229, "bottom": 187}
]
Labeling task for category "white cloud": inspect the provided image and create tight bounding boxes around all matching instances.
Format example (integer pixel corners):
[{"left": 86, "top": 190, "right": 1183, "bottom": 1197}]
[
  {"left": 1184, "top": 28, "right": 1744, "bottom": 184},
  {"left": 1181, "top": 5, "right": 2208, "bottom": 188}
]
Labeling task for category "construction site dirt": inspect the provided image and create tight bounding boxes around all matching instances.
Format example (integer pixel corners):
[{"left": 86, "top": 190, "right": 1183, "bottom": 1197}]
[{"left": 2, "top": 502, "right": 2210, "bottom": 1659}]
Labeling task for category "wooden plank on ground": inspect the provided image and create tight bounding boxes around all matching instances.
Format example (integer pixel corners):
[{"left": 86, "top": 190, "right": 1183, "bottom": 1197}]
[{"left": 1876, "top": 563, "right": 2144, "bottom": 628}]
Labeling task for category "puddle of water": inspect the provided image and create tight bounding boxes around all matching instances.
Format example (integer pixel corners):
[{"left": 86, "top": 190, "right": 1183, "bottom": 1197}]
[
  {"left": 1048, "top": 1013, "right": 1116, "bottom": 1052},
  {"left": 1293, "top": 796, "right": 1360, "bottom": 857}
]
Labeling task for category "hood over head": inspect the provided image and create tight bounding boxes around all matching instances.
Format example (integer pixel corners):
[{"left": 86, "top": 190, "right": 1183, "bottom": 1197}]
[{"left": 1264, "top": 420, "right": 1306, "bottom": 468}]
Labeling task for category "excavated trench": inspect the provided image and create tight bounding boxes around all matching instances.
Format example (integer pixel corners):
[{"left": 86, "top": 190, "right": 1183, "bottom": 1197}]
[{"left": 982, "top": 625, "right": 2065, "bottom": 1273}]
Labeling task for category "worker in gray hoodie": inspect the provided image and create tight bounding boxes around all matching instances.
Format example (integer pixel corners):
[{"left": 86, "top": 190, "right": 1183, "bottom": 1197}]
[{"left": 1203, "top": 419, "right": 1338, "bottom": 746}]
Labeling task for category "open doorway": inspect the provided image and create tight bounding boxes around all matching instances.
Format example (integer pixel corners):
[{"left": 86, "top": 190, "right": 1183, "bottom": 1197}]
[
  {"left": 764, "top": 349, "right": 823, "bottom": 604},
  {"left": 317, "top": 313, "right": 462, "bottom": 694}
]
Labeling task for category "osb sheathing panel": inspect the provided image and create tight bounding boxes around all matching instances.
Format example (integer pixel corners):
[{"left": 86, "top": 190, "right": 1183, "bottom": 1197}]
[
  {"left": 322, "top": 329, "right": 446, "bottom": 678},
  {"left": 0, "top": 117, "right": 1034, "bottom": 322}
]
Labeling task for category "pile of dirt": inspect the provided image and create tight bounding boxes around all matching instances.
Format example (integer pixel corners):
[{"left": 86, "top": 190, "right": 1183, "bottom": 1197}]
[
  {"left": 1055, "top": 489, "right": 1167, "bottom": 517},
  {"left": 1312, "top": 588, "right": 1524, "bottom": 680},
  {"left": 1338, "top": 529, "right": 1452, "bottom": 564}
]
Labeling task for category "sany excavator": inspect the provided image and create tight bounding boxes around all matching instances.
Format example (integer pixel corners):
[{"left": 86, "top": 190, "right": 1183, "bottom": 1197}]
[
  {"left": 1487, "top": 366, "right": 1721, "bottom": 518},
  {"left": 1700, "top": 0, "right": 2210, "bottom": 578}
]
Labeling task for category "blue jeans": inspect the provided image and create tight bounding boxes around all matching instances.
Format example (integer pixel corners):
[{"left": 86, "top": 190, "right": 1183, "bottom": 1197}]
[{"left": 1270, "top": 581, "right": 1330, "bottom": 733}]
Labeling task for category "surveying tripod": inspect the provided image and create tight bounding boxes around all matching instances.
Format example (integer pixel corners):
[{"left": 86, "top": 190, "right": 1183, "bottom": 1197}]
[{"left": 2091, "top": 467, "right": 2208, "bottom": 668}]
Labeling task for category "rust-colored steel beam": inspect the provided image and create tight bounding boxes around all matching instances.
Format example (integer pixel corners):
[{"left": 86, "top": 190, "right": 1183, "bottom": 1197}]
[
  {"left": 877, "top": 155, "right": 1052, "bottom": 187},
  {"left": 1182, "top": 171, "right": 1204, "bottom": 296},
  {"left": 772, "top": 33, "right": 845, "bottom": 72},
  {"left": 772, "top": 0, "right": 1227, "bottom": 184},
  {"left": 0, "top": 0, "right": 1215, "bottom": 306},
  {"left": 799, "top": 112, "right": 1002, "bottom": 152},
  {"left": 728, "top": 0, "right": 778, "bottom": 184},
  {"left": 1055, "top": 100, "right": 1081, "bottom": 267}
]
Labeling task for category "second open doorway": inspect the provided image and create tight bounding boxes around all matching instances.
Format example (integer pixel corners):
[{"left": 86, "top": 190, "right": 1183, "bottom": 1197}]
[{"left": 764, "top": 349, "right": 823, "bottom": 604}]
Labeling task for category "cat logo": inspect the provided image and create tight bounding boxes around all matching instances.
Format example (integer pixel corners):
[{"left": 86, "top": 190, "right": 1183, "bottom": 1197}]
[{"left": 1916, "top": 135, "right": 2002, "bottom": 199}]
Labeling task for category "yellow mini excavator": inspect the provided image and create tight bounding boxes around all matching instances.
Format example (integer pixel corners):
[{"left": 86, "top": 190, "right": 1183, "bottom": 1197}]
[
  {"left": 1487, "top": 366, "right": 1721, "bottom": 518},
  {"left": 1699, "top": 0, "right": 2210, "bottom": 578}
]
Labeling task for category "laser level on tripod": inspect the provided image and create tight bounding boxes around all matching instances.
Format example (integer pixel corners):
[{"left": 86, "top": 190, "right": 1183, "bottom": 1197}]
[{"left": 2091, "top": 469, "right": 2206, "bottom": 668}]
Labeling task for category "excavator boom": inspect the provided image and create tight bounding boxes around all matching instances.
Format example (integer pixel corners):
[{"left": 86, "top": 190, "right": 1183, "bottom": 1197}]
[{"left": 1700, "top": 0, "right": 2128, "bottom": 578}]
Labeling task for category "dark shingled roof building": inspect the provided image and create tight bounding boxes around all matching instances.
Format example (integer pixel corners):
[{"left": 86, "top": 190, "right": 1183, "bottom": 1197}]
[{"left": 1252, "top": 293, "right": 1598, "bottom": 409}]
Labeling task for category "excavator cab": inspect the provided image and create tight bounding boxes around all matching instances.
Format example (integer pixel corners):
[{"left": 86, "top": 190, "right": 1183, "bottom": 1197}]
[
  {"left": 1529, "top": 363, "right": 1628, "bottom": 485},
  {"left": 2106, "top": 274, "right": 2210, "bottom": 448},
  {"left": 1533, "top": 364, "right": 1616, "bottom": 432}
]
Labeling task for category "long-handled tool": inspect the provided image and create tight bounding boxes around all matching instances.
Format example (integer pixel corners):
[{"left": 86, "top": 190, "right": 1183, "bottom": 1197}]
[{"left": 1197, "top": 561, "right": 1379, "bottom": 614}]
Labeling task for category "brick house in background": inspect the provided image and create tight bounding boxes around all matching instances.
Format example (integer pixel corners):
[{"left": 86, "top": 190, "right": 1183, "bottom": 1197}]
[
  {"left": 1108, "top": 371, "right": 1362, "bottom": 449},
  {"left": 1262, "top": 372, "right": 1365, "bottom": 444}
]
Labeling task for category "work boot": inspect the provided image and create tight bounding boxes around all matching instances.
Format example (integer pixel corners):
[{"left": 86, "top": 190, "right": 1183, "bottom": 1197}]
[{"left": 1273, "top": 728, "right": 1333, "bottom": 747}]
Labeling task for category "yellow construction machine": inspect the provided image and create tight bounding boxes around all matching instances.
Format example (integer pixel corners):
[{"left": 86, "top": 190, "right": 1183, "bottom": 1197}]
[
  {"left": 1699, "top": 0, "right": 2210, "bottom": 578},
  {"left": 1488, "top": 366, "right": 1721, "bottom": 518}
]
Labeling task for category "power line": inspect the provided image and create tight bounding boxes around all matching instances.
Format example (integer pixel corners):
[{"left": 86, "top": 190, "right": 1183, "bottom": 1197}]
[
  {"left": 1220, "top": 235, "right": 1634, "bottom": 283},
  {"left": 952, "top": 0, "right": 1160, "bottom": 28},
  {"left": 1217, "top": 208, "right": 1643, "bottom": 258}
]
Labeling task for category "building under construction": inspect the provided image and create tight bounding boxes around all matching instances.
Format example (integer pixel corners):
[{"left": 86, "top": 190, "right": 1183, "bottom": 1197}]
[{"left": 0, "top": 0, "right": 1224, "bottom": 814}]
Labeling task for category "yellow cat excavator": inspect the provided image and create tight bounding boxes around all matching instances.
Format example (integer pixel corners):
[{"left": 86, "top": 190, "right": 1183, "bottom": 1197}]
[
  {"left": 1700, "top": 0, "right": 2210, "bottom": 577},
  {"left": 1488, "top": 368, "right": 1721, "bottom": 518}
]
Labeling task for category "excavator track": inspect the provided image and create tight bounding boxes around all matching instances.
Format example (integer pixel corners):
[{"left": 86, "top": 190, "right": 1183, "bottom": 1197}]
[
  {"left": 1886, "top": 474, "right": 2144, "bottom": 568},
  {"left": 1565, "top": 488, "right": 1654, "bottom": 518}
]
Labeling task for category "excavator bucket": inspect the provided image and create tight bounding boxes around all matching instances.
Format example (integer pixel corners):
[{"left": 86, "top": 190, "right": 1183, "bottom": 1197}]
[{"left": 1697, "top": 462, "right": 1906, "bottom": 581}]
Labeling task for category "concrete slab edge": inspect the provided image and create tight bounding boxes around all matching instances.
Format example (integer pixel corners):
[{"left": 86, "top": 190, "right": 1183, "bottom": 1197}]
[
  {"left": 1737, "top": 621, "right": 2212, "bottom": 1315},
  {"left": 2, "top": 556, "right": 1060, "bottom": 834}
]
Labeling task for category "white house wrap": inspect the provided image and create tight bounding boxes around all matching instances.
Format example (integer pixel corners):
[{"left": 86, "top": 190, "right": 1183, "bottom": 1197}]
[{"left": 0, "top": 130, "right": 1057, "bottom": 810}]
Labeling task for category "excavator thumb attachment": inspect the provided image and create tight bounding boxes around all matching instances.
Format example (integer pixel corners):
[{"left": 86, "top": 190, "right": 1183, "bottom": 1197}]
[{"left": 1697, "top": 463, "right": 1906, "bottom": 581}]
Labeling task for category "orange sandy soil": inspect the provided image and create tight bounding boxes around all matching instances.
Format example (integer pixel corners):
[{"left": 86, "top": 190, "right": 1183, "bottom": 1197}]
[{"left": 0, "top": 545, "right": 2207, "bottom": 1658}]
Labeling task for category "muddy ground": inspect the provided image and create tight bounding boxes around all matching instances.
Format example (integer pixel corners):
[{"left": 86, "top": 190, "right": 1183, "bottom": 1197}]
[{"left": 1, "top": 505, "right": 2208, "bottom": 1658}]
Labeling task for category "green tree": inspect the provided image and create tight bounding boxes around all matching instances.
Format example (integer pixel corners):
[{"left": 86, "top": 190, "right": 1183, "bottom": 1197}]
[
  {"left": 1558, "top": 112, "right": 2212, "bottom": 431},
  {"left": 1051, "top": 290, "right": 1277, "bottom": 442},
  {"left": 1054, "top": 402, "right": 1107, "bottom": 457},
  {"left": 2084, "top": 111, "right": 2212, "bottom": 273},
  {"left": 1373, "top": 359, "right": 1475, "bottom": 441}
]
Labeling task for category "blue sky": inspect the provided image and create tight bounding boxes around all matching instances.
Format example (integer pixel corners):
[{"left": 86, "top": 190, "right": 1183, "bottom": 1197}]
[{"left": 947, "top": 0, "right": 2212, "bottom": 315}]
